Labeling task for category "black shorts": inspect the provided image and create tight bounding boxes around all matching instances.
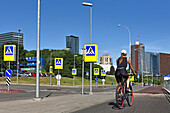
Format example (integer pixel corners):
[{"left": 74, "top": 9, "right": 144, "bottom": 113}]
[{"left": 115, "top": 69, "right": 129, "bottom": 83}]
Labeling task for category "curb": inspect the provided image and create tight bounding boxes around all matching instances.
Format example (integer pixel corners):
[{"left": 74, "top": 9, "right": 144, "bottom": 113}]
[{"left": 0, "top": 90, "right": 27, "bottom": 93}]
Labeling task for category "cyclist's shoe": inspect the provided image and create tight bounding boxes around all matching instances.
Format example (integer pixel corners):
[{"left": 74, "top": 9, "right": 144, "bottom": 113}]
[{"left": 126, "top": 88, "right": 131, "bottom": 93}]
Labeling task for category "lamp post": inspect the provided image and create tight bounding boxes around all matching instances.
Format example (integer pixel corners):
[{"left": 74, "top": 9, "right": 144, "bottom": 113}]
[
  {"left": 82, "top": 2, "right": 93, "bottom": 94},
  {"left": 17, "top": 29, "right": 21, "bottom": 84},
  {"left": 35, "top": 0, "right": 41, "bottom": 100},
  {"left": 73, "top": 55, "right": 77, "bottom": 86},
  {"left": 118, "top": 24, "right": 131, "bottom": 68},
  {"left": 49, "top": 49, "right": 53, "bottom": 85}
]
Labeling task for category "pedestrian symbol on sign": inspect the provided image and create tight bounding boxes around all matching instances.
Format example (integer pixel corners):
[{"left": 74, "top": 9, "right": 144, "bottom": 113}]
[
  {"left": 102, "top": 70, "right": 105, "bottom": 74},
  {"left": 5, "top": 46, "right": 13, "bottom": 55},
  {"left": 56, "top": 59, "right": 61, "bottom": 65},
  {"left": 86, "top": 46, "right": 95, "bottom": 56},
  {"left": 95, "top": 69, "right": 98, "bottom": 73}
]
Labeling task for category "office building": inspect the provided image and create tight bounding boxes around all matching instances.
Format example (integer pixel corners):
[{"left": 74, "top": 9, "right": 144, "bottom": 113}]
[
  {"left": 145, "top": 52, "right": 158, "bottom": 74},
  {"left": 158, "top": 53, "right": 170, "bottom": 75},
  {"left": 0, "top": 32, "right": 23, "bottom": 47},
  {"left": 66, "top": 35, "right": 79, "bottom": 54},
  {"left": 131, "top": 41, "right": 145, "bottom": 73}
]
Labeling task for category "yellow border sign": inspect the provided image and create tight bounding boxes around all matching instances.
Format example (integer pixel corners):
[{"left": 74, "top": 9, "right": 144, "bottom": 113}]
[
  {"left": 101, "top": 70, "right": 106, "bottom": 76},
  {"left": 84, "top": 44, "right": 98, "bottom": 62},
  {"left": 4, "top": 45, "right": 16, "bottom": 61},
  {"left": 50, "top": 66, "right": 53, "bottom": 73},
  {"left": 129, "top": 75, "right": 134, "bottom": 81},
  {"left": 94, "top": 68, "right": 99, "bottom": 75},
  {"left": 72, "top": 68, "right": 77, "bottom": 75},
  {"left": 54, "top": 58, "right": 63, "bottom": 69}
]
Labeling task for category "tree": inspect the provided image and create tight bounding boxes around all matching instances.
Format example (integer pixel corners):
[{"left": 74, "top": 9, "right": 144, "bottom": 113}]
[{"left": 110, "top": 65, "right": 115, "bottom": 75}]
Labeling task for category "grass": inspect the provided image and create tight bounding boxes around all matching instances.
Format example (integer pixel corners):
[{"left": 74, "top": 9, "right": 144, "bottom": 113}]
[{"left": 0, "top": 76, "right": 118, "bottom": 86}]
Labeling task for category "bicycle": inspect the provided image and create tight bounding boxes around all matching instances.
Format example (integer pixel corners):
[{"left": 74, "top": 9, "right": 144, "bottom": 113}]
[{"left": 115, "top": 77, "right": 133, "bottom": 109}]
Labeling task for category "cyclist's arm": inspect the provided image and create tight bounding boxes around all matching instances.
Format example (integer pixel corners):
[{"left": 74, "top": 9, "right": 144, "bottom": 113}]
[{"left": 127, "top": 58, "right": 136, "bottom": 75}]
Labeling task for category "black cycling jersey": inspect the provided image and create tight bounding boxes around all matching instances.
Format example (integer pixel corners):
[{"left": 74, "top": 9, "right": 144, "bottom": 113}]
[{"left": 115, "top": 57, "right": 129, "bottom": 83}]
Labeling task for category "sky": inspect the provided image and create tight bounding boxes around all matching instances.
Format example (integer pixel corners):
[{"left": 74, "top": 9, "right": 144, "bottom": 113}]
[{"left": 1, "top": 0, "right": 170, "bottom": 66}]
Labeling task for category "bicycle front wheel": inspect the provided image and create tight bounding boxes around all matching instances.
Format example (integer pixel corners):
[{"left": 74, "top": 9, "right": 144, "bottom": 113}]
[
  {"left": 126, "top": 85, "right": 133, "bottom": 106},
  {"left": 115, "top": 84, "right": 124, "bottom": 109}
]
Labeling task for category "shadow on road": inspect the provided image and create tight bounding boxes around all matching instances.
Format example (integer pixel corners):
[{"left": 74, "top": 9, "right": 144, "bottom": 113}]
[
  {"left": 45, "top": 92, "right": 53, "bottom": 97},
  {"left": 108, "top": 101, "right": 120, "bottom": 110}
]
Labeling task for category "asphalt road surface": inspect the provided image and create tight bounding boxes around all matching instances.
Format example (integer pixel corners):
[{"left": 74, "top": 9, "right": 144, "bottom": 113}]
[
  {"left": 0, "top": 83, "right": 116, "bottom": 101},
  {"left": 73, "top": 94, "right": 170, "bottom": 113}
]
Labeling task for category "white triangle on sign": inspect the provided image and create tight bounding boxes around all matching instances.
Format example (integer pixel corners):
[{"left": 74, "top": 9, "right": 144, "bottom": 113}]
[
  {"left": 5, "top": 47, "right": 13, "bottom": 54},
  {"left": 86, "top": 47, "right": 95, "bottom": 54},
  {"left": 56, "top": 60, "right": 61, "bottom": 64}
]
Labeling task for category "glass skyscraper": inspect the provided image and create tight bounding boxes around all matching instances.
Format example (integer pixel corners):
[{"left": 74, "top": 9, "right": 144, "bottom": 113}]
[
  {"left": 66, "top": 35, "right": 79, "bottom": 54},
  {"left": 0, "top": 32, "right": 23, "bottom": 47}
]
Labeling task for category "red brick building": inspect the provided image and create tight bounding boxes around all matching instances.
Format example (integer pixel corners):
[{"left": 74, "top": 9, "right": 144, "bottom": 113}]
[{"left": 158, "top": 53, "right": 170, "bottom": 75}]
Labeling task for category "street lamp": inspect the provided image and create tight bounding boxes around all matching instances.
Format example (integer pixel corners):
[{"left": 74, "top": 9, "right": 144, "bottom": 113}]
[
  {"left": 49, "top": 49, "right": 53, "bottom": 85},
  {"left": 82, "top": 2, "right": 93, "bottom": 94},
  {"left": 35, "top": 0, "right": 41, "bottom": 100},
  {"left": 118, "top": 24, "right": 131, "bottom": 62},
  {"left": 17, "top": 29, "right": 21, "bottom": 84},
  {"left": 73, "top": 55, "right": 77, "bottom": 86}
]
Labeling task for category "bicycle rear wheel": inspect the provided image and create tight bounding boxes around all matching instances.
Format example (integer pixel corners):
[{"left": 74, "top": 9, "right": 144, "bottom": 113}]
[
  {"left": 126, "top": 85, "right": 133, "bottom": 106},
  {"left": 115, "top": 84, "right": 124, "bottom": 109}
]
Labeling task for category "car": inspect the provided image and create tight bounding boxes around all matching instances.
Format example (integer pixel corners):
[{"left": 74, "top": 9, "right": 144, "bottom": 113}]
[{"left": 19, "top": 72, "right": 30, "bottom": 77}]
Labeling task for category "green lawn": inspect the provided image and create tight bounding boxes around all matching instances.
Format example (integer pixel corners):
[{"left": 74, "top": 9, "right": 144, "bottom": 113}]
[{"left": 0, "top": 76, "right": 118, "bottom": 86}]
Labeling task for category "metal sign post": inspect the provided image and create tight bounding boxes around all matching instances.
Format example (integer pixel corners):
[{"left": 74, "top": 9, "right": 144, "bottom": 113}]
[
  {"left": 5, "top": 69, "right": 12, "bottom": 91},
  {"left": 84, "top": 44, "right": 98, "bottom": 95}
]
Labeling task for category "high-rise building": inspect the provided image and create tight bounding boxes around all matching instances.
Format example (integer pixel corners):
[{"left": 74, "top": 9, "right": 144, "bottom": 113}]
[
  {"left": 131, "top": 41, "right": 145, "bottom": 73},
  {"left": 0, "top": 32, "right": 23, "bottom": 47},
  {"left": 145, "top": 52, "right": 158, "bottom": 74},
  {"left": 66, "top": 35, "right": 79, "bottom": 54}
]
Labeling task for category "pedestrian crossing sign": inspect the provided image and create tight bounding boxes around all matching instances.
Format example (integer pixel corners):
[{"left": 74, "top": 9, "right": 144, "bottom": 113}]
[
  {"left": 94, "top": 68, "right": 99, "bottom": 75},
  {"left": 72, "top": 68, "right": 77, "bottom": 75},
  {"left": 4, "top": 45, "right": 16, "bottom": 61},
  {"left": 54, "top": 58, "right": 63, "bottom": 69},
  {"left": 84, "top": 44, "right": 98, "bottom": 62},
  {"left": 50, "top": 66, "right": 53, "bottom": 73},
  {"left": 101, "top": 70, "right": 106, "bottom": 76}
]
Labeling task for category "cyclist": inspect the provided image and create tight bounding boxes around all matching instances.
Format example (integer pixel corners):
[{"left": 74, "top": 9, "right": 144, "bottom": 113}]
[{"left": 115, "top": 50, "right": 136, "bottom": 92}]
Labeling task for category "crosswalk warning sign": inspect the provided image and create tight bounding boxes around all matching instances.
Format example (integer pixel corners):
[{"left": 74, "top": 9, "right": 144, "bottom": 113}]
[
  {"left": 55, "top": 58, "right": 63, "bottom": 69},
  {"left": 101, "top": 70, "right": 106, "bottom": 76},
  {"left": 94, "top": 68, "right": 99, "bottom": 75},
  {"left": 4, "top": 45, "right": 16, "bottom": 61},
  {"left": 5, "top": 47, "right": 13, "bottom": 55},
  {"left": 86, "top": 46, "right": 95, "bottom": 56},
  {"left": 84, "top": 44, "right": 98, "bottom": 62},
  {"left": 56, "top": 59, "right": 61, "bottom": 65},
  {"left": 72, "top": 68, "right": 77, "bottom": 75}
]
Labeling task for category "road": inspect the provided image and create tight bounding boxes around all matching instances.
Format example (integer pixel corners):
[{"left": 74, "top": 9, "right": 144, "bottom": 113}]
[
  {"left": 73, "top": 94, "right": 170, "bottom": 113},
  {"left": 0, "top": 83, "right": 117, "bottom": 101}
]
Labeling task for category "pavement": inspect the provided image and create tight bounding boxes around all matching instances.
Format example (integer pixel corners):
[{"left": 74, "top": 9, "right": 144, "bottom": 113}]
[
  {"left": 0, "top": 91, "right": 115, "bottom": 113},
  {"left": 0, "top": 85, "right": 169, "bottom": 113}
]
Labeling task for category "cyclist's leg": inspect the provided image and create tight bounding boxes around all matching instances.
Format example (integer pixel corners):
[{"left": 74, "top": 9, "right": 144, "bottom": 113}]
[
  {"left": 126, "top": 77, "right": 130, "bottom": 88},
  {"left": 115, "top": 70, "right": 122, "bottom": 85}
]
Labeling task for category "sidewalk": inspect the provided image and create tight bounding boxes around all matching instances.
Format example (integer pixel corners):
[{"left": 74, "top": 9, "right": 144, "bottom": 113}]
[
  {"left": 134, "top": 86, "right": 167, "bottom": 94},
  {"left": 0, "top": 91, "right": 114, "bottom": 113}
]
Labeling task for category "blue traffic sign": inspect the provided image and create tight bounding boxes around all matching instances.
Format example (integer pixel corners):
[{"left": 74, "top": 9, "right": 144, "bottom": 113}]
[
  {"left": 5, "top": 69, "right": 12, "bottom": 77},
  {"left": 95, "top": 78, "right": 98, "bottom": 82}
]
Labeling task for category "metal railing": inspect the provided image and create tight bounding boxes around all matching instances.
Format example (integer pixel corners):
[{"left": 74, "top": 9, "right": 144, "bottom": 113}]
[{"left": 164, "top": 80, "right": 170, "bottom": 93}]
